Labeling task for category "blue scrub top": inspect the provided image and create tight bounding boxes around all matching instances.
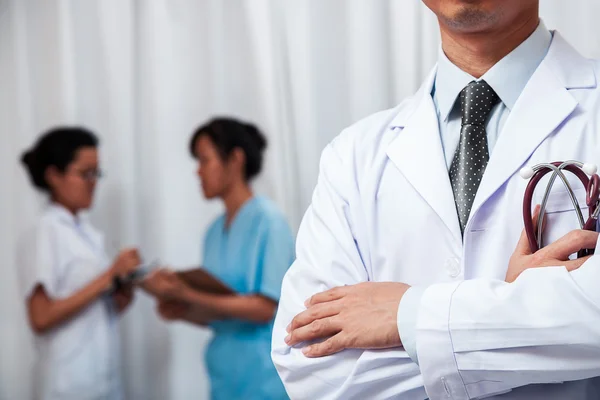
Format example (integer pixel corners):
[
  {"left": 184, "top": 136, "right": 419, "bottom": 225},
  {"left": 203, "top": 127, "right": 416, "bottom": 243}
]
[{"left": 202, "top": 196, "right": 294, "bottom": 400}]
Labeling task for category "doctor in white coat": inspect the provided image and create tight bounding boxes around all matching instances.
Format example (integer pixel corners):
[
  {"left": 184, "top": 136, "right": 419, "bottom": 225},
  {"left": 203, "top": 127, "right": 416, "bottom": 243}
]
[
  {"left": 18, "top": 127, "right": 140, "bottom": 400},
  {"left": 273, "top": 1, "right": 600, "bottom": 399}
]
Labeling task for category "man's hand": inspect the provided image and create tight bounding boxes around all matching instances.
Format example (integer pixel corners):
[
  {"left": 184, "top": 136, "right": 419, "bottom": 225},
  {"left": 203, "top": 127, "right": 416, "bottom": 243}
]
[
  {"left": 285, "top": 282, "right": 410, "bottom": 358},
  {"left": 506, "top": 205, "right": 598, "bottom": 283}
]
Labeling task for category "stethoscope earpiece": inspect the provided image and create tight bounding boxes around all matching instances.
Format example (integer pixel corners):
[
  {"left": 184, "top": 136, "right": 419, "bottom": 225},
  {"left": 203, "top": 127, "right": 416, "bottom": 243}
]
[
  {"left": 582, "top": 163, "right": 598, "bottom": 176},
  {"left": 519, "top": 167, "right": 535, "bottom": 180}
]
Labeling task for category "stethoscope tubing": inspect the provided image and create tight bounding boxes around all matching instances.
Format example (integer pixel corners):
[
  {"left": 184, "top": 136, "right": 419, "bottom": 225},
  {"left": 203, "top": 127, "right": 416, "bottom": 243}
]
[{"left": 522, "top": 161, "right": 598, "bottom": 257}]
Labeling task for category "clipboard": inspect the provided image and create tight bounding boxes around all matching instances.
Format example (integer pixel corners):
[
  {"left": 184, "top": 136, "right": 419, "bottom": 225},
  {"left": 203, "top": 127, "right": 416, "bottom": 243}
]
[{"left": 177, "top": 268, "right": 235, "bottom": 295}]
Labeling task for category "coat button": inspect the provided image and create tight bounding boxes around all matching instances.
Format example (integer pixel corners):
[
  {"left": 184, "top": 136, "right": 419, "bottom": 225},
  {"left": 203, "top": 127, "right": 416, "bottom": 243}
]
[{"left": 445, "top": 257, "right": 461, "bottom": 278}]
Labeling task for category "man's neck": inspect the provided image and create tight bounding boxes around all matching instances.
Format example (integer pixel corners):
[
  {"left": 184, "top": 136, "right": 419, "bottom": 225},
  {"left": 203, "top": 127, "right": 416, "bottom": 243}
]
[{"left": 440, "top": 15, "right": 540, "bottom": 78}]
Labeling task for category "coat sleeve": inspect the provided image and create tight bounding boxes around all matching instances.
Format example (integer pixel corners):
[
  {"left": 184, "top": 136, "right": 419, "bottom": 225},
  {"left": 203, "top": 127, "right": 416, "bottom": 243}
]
[
  {"left": 416, "top": 248, "right": 600, "bottom": 399},
  {"left": 271, "top": 135, "right": 427, "bottom": 400}
]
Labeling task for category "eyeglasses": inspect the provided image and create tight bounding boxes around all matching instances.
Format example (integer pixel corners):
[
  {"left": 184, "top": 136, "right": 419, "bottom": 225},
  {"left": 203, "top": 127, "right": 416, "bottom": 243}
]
[{"left": 70, "top": 168, "right": 103, "bottom": 182}]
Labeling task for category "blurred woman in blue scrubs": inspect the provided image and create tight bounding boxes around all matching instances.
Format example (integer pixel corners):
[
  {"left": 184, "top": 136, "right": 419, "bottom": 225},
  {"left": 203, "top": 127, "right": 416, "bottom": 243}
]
[{"left": 152, "top": 118, "right": 294, "bottom": 400}]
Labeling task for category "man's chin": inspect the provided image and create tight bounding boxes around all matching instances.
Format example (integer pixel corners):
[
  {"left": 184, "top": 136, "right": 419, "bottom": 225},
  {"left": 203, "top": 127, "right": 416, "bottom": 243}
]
[{"left": 441, "top": 4, "right": 501, "bottom": 33}]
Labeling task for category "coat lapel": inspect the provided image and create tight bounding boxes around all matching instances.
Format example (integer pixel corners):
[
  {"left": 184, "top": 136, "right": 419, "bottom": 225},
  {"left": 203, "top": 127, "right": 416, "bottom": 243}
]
[
  {"left": 386, "top": 70, "right": 463, "bottom": 244},
  {"left": 385, "top": 33, "right": 597, "bottom": 243},
  {"left": 469, "top": 32, "right": 597, "bottom": 228}
]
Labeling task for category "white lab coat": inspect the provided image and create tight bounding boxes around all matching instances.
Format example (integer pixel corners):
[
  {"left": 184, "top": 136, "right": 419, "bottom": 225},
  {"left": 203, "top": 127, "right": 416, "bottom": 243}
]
[
  {"left": 17, "top": 204, "right": 122, "bottom": 400},
  {"left": 272, "top": 32, "right": 600, "bottom": 399}
]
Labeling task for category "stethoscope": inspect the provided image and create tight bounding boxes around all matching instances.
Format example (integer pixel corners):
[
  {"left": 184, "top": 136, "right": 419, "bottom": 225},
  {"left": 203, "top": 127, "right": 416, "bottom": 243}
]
[{"left": 520, "top": 160, "right": 600, "bottom": 258}]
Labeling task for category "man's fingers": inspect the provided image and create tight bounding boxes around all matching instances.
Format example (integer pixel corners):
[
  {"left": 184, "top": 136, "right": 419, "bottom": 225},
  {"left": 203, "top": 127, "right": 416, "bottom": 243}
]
[
  {"left": 287, "top": 301, "right": 342, "bottom": 333},
  {"left": 285, "top": 316, "right": 341, "bottom": 347},
  {"left": 563, "top": 255, "right": 592, "bottom": 272},
  {"left": 301, "top": 333, "right": 346, "bottom": 358},
  {"left": 305, "top": 286, "right": 347, "bottom": 307},
  {"left": 515, "top": 226, "right": 532, "bottom": 256},
  {"left": 541, "top": 230, "right": 599, "bottom": 260}
]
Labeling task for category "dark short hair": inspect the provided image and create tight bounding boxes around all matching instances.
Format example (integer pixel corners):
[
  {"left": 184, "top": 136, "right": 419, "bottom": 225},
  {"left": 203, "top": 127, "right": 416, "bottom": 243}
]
[
  {"left": 21, "top": 127, "right": 99, "bottom": 192},
  {"left": 189, "top": 117, "right": 267, "bottom": 181}
]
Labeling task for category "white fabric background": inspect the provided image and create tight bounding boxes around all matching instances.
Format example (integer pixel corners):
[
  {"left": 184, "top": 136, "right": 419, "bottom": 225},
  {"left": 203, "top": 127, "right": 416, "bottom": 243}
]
[{"left": 1, "top": 1, "right": 599, "bottom": 399}]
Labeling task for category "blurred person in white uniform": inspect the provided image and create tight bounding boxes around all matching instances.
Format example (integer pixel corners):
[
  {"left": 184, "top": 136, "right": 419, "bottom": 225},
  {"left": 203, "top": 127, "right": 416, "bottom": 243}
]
[{"left": 18, "top": 127, "right": 140, "bottom": 400}]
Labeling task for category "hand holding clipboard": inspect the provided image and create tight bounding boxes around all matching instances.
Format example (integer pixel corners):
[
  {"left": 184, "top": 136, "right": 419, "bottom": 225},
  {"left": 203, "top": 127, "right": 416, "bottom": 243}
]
[
  {"left": 141, "top": 267, "right": 234, "bottom": 300},
  {"left": 140, "top": 267, "right": 233, "bottom": 326}
]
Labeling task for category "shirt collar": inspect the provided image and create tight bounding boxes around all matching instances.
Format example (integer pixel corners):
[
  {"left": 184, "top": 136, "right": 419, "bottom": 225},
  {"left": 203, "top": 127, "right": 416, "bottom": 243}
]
[
  {"left": 434, "top": 20, "right": 552, "bottom": 121},
  {"left": 48, "top": 202, "right": 85, "bottom": 227}
]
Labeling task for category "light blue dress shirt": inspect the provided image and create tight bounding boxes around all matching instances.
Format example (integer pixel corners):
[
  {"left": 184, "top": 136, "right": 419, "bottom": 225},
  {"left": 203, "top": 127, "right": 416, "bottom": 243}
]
[
  {"left": 202, "top": 196, "right": 295, "bottom": 400},
  {"left": 398, "top": 21, "right": 553, "bottom": 364}
]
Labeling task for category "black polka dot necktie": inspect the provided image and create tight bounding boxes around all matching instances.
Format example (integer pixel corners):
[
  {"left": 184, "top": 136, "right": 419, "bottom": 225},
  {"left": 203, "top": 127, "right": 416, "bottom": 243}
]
[{"left": 449, "top": 80, "right": 500, "bottom": 235}]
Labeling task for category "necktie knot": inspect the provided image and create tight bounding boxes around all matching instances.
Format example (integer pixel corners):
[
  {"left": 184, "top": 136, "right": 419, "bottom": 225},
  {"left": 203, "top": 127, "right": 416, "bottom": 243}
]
[{"left": 460, "top": 80, "right": 500, "bottom": 127}]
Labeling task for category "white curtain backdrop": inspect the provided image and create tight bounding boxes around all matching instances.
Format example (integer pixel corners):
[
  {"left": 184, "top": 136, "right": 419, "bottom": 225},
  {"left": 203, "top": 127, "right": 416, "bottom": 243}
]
[{"left": 1, "top": 1, "right": 599, "bottom": 399}]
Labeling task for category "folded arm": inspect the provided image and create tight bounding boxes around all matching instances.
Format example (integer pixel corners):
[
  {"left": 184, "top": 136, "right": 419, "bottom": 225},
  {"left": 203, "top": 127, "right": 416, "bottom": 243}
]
[
  {"left": 272, "top": 140, "right": 427, "bottom": 399},
  {"left": 416, "top": 248, "right": 600, "bottom": 399}
]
